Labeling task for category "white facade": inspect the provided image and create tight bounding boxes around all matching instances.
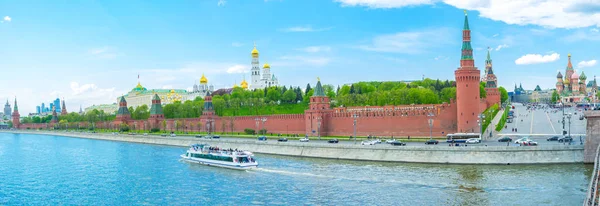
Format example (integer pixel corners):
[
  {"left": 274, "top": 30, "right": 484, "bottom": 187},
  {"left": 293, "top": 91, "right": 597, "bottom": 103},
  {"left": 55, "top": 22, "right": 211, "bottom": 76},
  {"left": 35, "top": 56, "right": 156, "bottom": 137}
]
[{"left": 249, "top": 45, "right": 279, "bottom": 90}]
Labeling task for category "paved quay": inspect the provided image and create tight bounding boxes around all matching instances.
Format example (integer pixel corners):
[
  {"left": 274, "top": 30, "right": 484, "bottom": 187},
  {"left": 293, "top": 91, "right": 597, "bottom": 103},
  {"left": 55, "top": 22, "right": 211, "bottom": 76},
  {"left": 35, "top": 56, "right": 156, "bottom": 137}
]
[{"left": 4, "top": 130, "right": 584, "bottom": 164}]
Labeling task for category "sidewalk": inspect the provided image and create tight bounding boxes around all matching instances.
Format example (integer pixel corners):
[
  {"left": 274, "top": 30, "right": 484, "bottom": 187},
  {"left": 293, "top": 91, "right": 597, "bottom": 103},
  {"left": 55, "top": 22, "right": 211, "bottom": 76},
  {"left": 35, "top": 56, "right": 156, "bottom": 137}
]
[{"left": 484, "top": 107, "right": 505, "bottom": 140}]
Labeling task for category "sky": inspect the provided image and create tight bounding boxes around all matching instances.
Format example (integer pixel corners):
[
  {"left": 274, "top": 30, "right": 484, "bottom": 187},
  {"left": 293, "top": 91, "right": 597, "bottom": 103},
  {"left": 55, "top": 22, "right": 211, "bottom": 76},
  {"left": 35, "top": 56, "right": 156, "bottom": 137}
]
[{"left": 0, "top": 0, "right": 599, "bottom": 114}]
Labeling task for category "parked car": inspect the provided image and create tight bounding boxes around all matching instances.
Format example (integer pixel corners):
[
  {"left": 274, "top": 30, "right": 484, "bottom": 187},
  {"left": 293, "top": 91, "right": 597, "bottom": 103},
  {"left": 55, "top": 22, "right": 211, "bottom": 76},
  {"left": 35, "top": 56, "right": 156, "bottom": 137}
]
[
  {"left": 425, "top": 139, "right": 439, "bottom": 145},
  {"left": 522, "top": 140, "right": 538, "bottom": 146},
  {"left": 465, "top": 138, "right": 481, "bottom": 144},
  {"left": 278, "top": 138, "right": 288, "bottom": 142},
  {"left": 258, "top": 136, "right": 267, "bottom": 141},
  {"left": 212, "top": 135, "right": 220, "bottom": 139},
  {"left": 373, "top": 139, "right": 382, "bottom": 144},
  {"left": 497, "top": 136, "right": 512, "bottom": 142},
  {"left": 161, "top": 134, "right": 167, "bottom": 137},
  {"left": 195, "top": 135, "right": 203, "bottom": 138},
  {"left": 328, "top": 139, "right": 339, "bottom": 143},
  {"left": 170, "top": 133, "right": 177, "bottom": 137},
  {"left": 558, "top": 136, "right": 573, "bottom": 143},
  {"left": 299, "top": 137, "right": 309, "bottom": 142},
  {"left": 547, "top": 136, "right": 559, "bottom": 141},
  {"left": 390, "top": 140, "right": 406, "bottom": 146},
  {"left": 514, "top": 137, "right": 530, "bottom": 144},
  {"left": 385, "top": 139, "right": 397, "bottom": 144},
  {"left": 361, "top": 140, "right": 376, "bottom": 145}
]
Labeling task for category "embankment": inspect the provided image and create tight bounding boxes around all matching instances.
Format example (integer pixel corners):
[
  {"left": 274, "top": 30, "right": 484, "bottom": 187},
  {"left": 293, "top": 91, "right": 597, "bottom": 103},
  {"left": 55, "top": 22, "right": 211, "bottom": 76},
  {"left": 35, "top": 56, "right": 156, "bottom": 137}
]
[{"left": 4, "top": 131, "right": 584, "bottom": 164}]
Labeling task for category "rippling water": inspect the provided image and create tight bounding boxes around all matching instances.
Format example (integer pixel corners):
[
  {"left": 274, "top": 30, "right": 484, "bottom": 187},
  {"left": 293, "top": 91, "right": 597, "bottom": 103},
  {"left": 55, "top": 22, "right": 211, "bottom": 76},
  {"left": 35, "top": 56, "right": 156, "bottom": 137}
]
[{"left": 0, "top": 133, "right": 591, "bottom": 205}]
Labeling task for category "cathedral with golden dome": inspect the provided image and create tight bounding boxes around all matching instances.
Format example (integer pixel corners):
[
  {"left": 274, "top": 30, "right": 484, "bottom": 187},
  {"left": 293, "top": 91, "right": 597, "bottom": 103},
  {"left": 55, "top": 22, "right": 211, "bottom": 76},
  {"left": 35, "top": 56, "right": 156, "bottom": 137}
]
[{"left": 250, "top": 43, "right": 279, "bottom": 89}]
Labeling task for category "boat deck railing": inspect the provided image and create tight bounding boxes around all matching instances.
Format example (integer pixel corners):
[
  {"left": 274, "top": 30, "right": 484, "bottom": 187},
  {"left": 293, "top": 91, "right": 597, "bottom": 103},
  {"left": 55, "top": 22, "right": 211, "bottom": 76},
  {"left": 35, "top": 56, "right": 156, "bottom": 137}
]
[{"left": 585, "top": 144, "right": 600, "bottom": 206}]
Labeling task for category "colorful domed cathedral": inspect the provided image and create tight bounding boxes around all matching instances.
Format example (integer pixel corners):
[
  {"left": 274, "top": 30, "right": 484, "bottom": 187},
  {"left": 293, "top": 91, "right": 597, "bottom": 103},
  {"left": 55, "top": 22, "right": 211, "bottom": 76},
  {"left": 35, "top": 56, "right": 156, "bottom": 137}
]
[
  {"left": 249, "top": 43, "right": 279, "bottom": 89},
  {"left": 556, "top": 54, "right": 588, "bottom": 102}
]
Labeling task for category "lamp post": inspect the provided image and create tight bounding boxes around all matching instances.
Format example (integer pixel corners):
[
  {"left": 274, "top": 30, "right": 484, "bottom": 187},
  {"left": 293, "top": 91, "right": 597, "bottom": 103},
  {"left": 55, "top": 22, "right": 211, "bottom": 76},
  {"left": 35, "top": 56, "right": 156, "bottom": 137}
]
[
  {"left": 353, "top": 113, "right": 359, "bottom": 144},
  {"left": 317, "top": 116, "right": 322, "bottom": 140},
  {"left": 427, "top": 113, "right": 434, "bottom": 140},
  {"left": 477, "top": 113, "right": 485, "bottom": 139},
  {"left": 560, "top": 102, "right": 566, "bottom": 136},
  {"left": 567, "top": 113, "right": 572, "bottom": 138},
  {"left": 261, "top": 117, "right": 267, "bottom": 135},
  {"left": 254, "top": 118, "right": 260, "bottom": 136},
  {"left": 206, "top": 119, "right": 214, "bottom": 135}
]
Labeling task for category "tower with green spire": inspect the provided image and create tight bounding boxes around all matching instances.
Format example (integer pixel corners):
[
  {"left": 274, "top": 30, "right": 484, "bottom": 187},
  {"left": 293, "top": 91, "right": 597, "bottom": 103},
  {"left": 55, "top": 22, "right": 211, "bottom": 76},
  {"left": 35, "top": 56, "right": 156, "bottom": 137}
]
[
  {"left": 149, "top": 94, "right": 164, "bottom": 118},
  {"left": 115, "top": 96, "right": 131, "bottom": 124},
  {"left": 305, "top": 77, "right": 331, "bottom": 137},
  {"left": 455, "top": 10, "right": 481, "bottom": 133},
  {"left": 12, "top": 98, "right": 20, "bottom": 129}
]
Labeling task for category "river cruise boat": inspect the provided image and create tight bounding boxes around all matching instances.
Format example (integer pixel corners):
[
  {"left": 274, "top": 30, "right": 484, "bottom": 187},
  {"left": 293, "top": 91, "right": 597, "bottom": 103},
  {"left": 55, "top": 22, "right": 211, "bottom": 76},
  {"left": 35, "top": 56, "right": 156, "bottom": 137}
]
[{"left": 180, "top": 144, "right": 258, "bottom": 170}]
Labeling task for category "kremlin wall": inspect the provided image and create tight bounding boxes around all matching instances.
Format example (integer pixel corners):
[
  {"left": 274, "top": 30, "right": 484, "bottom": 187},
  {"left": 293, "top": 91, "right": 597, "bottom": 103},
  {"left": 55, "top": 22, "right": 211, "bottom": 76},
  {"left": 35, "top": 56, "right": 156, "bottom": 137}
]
[{"left": 12, "top": 13, "right": 501, "bottom": 137}]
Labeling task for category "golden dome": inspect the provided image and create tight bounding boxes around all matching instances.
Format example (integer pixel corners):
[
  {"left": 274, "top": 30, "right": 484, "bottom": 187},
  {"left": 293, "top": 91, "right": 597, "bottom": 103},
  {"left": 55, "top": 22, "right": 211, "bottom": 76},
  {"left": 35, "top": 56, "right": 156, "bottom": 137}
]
[
  {"left": 233, "top": 83, "right": 240, "bottom": 88},
  {"left": 170, "top": 89, "right": 175, "bottom": 93},
  {"left": 200, "top": 73, "right": 208, "bottom": 84},
  {"left": 241, "top": 79, "right": 248, "bottom": 89},
  {"left": 251, "top": 42, "right": 259, "bottom": 58},
  {"left": 263, "top": 63, "right": 270, "bottom": 69}
]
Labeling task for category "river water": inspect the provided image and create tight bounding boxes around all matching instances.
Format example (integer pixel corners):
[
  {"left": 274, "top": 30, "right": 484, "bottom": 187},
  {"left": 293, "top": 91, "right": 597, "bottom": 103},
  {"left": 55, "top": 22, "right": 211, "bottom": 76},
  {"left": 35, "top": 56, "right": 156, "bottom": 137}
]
[{"left": 0, "top": 133, "right": 591, "bottom": 205}]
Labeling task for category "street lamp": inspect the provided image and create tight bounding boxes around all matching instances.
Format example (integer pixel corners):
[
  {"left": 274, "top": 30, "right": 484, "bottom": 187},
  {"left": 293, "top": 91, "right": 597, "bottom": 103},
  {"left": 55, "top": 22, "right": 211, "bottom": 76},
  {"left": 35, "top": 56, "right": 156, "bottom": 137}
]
[
  {"left": 317, "top": 116, "right": 322, "bottom": 140},
  {"left": 261, "top": 117, "right": 267, "bottom": 135},
  {"left": 205, "top": 119, "right": 214, "bottom": 135},
  {"left": 477, "top": 113, "right": 485, "bottom": 139},
  {"left": 560, "top": 102, "right": 566, "bottom": 136},
  {"left": 427, "top": 113, "right": 434, "bottom": 140},
  {"left": 567, "top": 113, "right": 572, "bottom": 139},
  {"left": 353, "top": 113, "right": 359, "bottom": 144},
  {"left": 254, "top": 118, "right": 260, "bottom": 136}
]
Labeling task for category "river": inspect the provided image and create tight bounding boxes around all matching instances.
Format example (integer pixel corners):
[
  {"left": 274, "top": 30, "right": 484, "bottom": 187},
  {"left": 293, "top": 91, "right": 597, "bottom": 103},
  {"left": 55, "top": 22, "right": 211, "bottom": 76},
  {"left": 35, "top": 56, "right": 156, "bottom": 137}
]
[{"left": 0, "top": 133, "right": 591, "bottom": 205}]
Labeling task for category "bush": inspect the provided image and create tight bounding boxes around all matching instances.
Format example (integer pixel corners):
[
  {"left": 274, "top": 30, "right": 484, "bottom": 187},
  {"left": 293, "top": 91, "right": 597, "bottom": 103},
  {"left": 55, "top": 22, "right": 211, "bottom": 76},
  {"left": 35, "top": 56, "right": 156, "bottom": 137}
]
[
  {"left": 150, "top": 128, "right": 160, "bottom": 133},
  {"left": 495, "top": 106, "right": 510, "bottom": 132},
  {"left": 259, "top": 129, "right": 267, "bottom": 135},
  {"left": 244, "top": 128, "right": 255, "bottom": 135},
  {"left": 120, "top": 123, "right": 130, "bottom": 132}
]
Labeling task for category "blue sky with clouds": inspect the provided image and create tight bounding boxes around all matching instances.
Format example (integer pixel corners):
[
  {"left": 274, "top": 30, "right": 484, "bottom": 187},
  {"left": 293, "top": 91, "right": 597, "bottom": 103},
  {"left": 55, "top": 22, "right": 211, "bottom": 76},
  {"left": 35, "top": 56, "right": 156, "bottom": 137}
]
[{"left": 0, "top": 0, "right": 599, "bottom": 114}]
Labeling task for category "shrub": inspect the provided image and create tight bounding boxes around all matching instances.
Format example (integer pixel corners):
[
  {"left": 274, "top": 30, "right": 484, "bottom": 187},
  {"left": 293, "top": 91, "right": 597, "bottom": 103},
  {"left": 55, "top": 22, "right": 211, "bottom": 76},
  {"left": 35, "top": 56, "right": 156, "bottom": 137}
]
[
  {"left": 244, "top": 128, "right": 255, "bottom": 135},
  {"left": 259, "top": 129, "right": 267, "bottom": 135},
  {"left": 150, "top": 128, "right": 160, "bottom": 133}
]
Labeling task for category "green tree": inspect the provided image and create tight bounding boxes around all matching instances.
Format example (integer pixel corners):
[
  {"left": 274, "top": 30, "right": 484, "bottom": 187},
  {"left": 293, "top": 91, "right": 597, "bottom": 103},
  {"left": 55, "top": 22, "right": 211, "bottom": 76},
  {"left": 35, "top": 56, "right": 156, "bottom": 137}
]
[
  {"left": 480, "top": 82, "right": 487, "bottom": 98},
  {"left": 551, "top": 90, "right": 560, "bottom": 103},
  {"left": 282, "top": 89, "right": 296, "bottom": 103},
  {"left": 440, "top": 87, "right": 457, "bottom": 102},
  {"left": 499, "top": 86, "right": 509, "bottom": 103},
  {"left": 305, "top": 83, "right": 312, "bottom": 96},
  {"left": 266, "top": 87, "right": 281, "bottom": 102}
]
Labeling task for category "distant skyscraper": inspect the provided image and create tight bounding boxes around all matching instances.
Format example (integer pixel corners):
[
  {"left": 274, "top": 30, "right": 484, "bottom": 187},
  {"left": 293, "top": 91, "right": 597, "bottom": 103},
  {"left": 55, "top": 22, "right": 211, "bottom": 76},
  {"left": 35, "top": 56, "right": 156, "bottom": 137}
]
[
  {"left": 53, "top": 98, "right": 61, "bottom": 113},
  {"left": 3, "top": 100, "right": 11, "bottom": 119},
  {"left": 41, "top": 103, "right": 46, "bottom": 113},
  {"left": 36, "top": 106, "right": 41, "bottom": 114}
]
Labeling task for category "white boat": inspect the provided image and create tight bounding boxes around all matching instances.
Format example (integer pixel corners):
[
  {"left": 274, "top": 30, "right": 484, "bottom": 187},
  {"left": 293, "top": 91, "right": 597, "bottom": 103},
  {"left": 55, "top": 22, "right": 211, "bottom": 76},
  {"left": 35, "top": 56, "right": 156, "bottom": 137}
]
[{"left": 180, "top": 144, "right": 258, "bottom": 170}]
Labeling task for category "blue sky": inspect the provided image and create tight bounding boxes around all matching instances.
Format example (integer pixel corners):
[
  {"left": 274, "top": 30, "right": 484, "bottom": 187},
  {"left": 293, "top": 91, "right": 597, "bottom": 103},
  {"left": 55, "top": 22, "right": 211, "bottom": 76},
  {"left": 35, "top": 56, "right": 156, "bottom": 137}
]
[{"left": 0, "top": 0, "right": 599, "bottom": 114}]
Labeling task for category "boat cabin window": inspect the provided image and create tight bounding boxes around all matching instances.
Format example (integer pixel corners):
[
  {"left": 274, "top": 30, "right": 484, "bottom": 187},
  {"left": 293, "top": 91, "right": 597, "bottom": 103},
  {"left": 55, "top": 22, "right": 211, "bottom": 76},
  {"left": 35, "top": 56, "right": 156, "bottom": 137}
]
[{"left": 237, "top": 157, "right": 250, "bottom": 163}]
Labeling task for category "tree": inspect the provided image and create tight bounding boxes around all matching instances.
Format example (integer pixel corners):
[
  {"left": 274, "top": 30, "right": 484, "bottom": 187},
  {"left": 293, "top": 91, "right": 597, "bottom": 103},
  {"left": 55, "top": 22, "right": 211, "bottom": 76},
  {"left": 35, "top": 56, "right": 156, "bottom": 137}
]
[
  {"left": 551, "top": 90, "right": 560, "bottom": 103},
  {"left": 440, "top": 87, "right": 457, "bottom": 102},
  {"left": 480, "top": 82, "right": 487, "bottom": 98},
  {"left": 266, "top": 87, "right": 281, "bottom": 103},
  {"left": 282, "top": 89, "right": 296, "bottom": 103},
  {"left": 305, "top": 84, "right": 312, "bottom": 96},
  {"left": 162, "top": 120, "right": 167, "bottom": 132},
  {"left": 499, "top": 87, "right": 509, "bottom": 103},
  {"left": 59, "top": 119, "right": 68, "bottom": 130}
]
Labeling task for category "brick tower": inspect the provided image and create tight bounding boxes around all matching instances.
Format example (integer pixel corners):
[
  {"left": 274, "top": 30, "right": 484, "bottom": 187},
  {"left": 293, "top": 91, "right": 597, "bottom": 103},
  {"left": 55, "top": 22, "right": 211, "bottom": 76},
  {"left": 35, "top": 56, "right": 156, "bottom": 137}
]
[
  {"left": 305, "top": 78, "right": 332, "bottom": 137},
  {"left": 201, "top": 91, "right": 215, "bottom": 133},
  {"left": 455, "top": 11, "right": 481, "bottom": 133},
  {"left": 484, "top": 48, "right": 501, "bottom": 108},
  {"left": 114, "top": 96, "right": 131, "bottom": 125},
  {"left": 51, "top": 105, "right": 58, "bottom": 124},
  {"left": 148, "top": 94, "right": 164, "bottom": 129},
  {"left": 12, "top": 98, "right": 20, "bottom": 129},
  {"left": 61, "top": 98, "right": 67, "bottom": 115}
]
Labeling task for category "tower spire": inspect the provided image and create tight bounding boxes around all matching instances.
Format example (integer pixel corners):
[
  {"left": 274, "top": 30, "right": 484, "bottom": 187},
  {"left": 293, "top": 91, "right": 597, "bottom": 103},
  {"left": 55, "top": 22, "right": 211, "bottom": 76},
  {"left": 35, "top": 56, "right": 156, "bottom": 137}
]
[{"left": 460, "top": 10, "right": 474, "bottom": 67}]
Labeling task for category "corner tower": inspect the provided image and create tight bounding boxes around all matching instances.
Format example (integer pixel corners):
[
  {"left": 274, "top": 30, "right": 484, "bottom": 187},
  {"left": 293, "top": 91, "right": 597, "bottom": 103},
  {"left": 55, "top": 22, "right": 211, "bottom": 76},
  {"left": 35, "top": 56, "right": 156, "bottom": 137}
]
[
  {"left": 115, "top": 96, "right": 131, "bottom": 124},
  {"left": 305, "top": 78, "right": 332, "bottom": 137},
  {"left": 455, "top": 11, "right": 481, "bottom": 133},
  {"left": 12, "top": 98, "right": 20, "bottom": 129}
]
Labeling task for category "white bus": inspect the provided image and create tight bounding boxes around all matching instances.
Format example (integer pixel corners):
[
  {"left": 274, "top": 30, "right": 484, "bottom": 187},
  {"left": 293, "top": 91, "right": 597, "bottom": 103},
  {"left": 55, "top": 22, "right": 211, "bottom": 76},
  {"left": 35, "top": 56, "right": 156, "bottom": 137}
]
[{"left": 446, "top": 133, "right": 481, "bottom": 143}]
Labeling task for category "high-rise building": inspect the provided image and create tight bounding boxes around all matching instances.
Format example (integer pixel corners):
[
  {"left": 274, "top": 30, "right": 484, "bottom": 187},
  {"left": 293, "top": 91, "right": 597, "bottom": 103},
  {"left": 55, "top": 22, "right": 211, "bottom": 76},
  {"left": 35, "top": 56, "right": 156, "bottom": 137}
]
[
  {"left": 36, "top": 106, "right": 41, "bottom": 114},
  {"left": 3, "top": 100, "right": 11, "bottom": 119}
]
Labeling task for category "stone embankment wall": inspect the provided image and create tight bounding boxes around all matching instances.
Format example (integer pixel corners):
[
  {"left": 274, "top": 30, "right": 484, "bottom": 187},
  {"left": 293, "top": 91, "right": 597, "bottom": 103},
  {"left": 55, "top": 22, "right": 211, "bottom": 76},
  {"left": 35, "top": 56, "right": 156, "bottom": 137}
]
[{"left": 6, "top": 131, "right": 584, "bottom": 164}]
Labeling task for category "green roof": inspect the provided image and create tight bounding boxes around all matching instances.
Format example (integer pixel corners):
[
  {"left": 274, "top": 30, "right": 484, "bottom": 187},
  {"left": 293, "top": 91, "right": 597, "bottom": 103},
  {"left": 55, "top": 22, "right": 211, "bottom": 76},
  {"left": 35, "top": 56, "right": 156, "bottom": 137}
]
[
  {"left": 313, "top": 80, "right": 326, "bottom": 97},
  {"left": 150, "top": 94, "right": 163, "bottom": 115},
  {"left": 123, "top": 89, "right": 188, "bottom": 98},
  {"left": 580, "top": 71, "right": 587, "bottom": 80},
  {"left": 463, "top": 14, "right": 470, "bottom": 30}
]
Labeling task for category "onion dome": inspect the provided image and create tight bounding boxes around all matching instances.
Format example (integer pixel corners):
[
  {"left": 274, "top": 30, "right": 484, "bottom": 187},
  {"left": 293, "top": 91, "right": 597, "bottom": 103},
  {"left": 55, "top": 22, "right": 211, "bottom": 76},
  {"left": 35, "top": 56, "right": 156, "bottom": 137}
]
[
  {"left": 556, "top": 71, "right": 563, "bottom": 78},
  {"left": 580, "top": 71, "right": 587, "bottom": 80},
  {"left": 251, "top": 43, "right": 259, "bottom": 58},
  {"left": 263, "top": 63, "right": 270, "bottom": 69},
  {"left": 240, "top": 79, "right": 248, "bottom": 89},
  {"left": 200, "top": 74, "right": 208, "bottom": 84},
  {"left": 572, "top": 72, "right": 579, "bottom": 79},
  {"left": 565, "top": 77, "right": 570, "bottom": 84}
]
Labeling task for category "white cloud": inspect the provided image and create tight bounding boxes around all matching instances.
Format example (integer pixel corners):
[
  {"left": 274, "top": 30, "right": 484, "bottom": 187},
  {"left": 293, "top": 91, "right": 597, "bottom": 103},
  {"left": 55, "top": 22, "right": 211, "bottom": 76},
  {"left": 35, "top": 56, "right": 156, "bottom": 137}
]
[
  {"left": 592, "top": 28, "right": 600, "bottom": 33},
  {"left": 495, "top": 44, "right": 509, "bottom": 51},
  {"left": 2, "top": 16, "right": 11, "bottom": 23},
  {"left": 88, "top": 46, "right": 119, "bottom": 59},
  {"left": 492, "top": 34, "right": 499, "bottom": 37},
  {"left": 70, "top": 82, "right": 99, "bottom": 95},
  {"left": 515, "top": 53, "right": 560, "bottom": 65},
  {"left": 434, "top": 55, "right": 448, "bottom": 60},
  {"left": 218, "top": 0, "right": 226, "bottom": 6},
  {"left": 298, "top": 46, "right": 331, "bottom": 53},
  {"left": 578, "top": 60, "right": 597, "bottom": 68},
  {"left": 358, "top": 28, "right": 452, "bottom": 53},
  {"left": 335, "top": 0, "right": 434, "bottom": 8},
  {"left": 231, "top": 42, "right": 244, "bottom": 47},
  {"left": 336, "top": 0, "right": 600, "bottom": 29},
  {"left": 280, "top": 26, "right": 332, "bottom": 32},
  {"left": 226, "top": 65, "right": 249, "bottom": 74}
]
